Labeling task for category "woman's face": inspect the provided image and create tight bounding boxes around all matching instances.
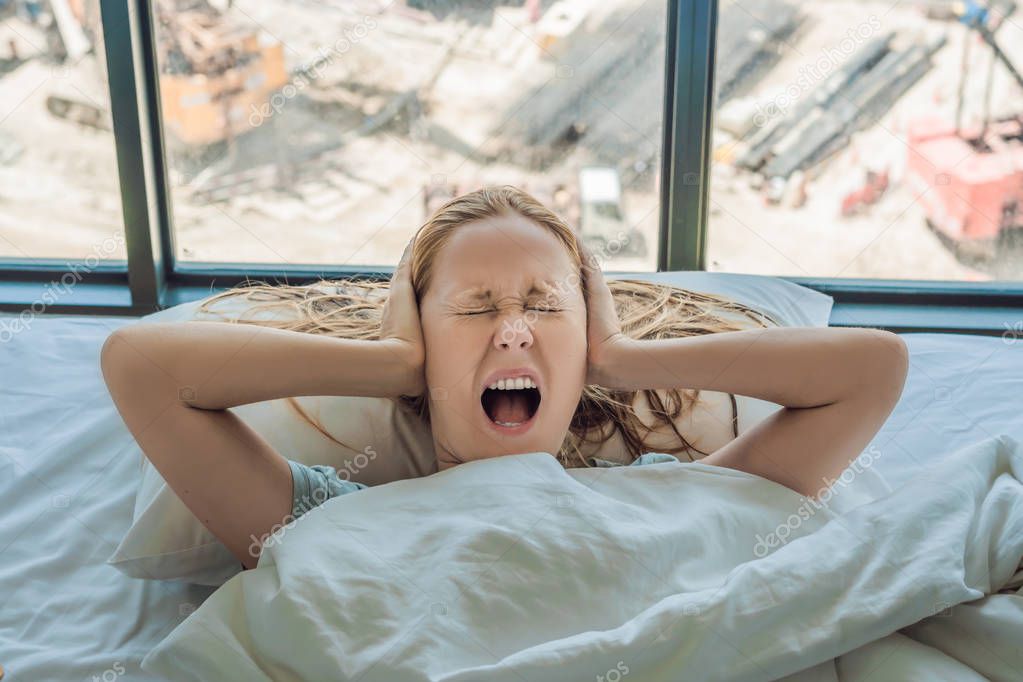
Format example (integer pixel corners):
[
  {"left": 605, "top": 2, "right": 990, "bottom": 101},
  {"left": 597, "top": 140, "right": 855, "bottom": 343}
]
[{"left": 419, "top": 212, "right": 588, "bottom": 470}]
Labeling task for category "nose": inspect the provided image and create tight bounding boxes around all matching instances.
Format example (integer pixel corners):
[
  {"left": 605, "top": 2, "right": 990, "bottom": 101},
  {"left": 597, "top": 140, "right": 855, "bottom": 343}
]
[{"left": 494, "top": 313, "right": 534, "bottom": 351}]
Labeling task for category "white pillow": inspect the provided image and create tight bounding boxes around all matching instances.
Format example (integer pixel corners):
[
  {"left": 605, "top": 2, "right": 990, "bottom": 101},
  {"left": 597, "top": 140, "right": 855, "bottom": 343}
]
[
  {"left": 107, "top": 272, "right": 833, "bottom": 585},
  {"left": 608, "top": 271, "right": 833, "bottom": 330}
]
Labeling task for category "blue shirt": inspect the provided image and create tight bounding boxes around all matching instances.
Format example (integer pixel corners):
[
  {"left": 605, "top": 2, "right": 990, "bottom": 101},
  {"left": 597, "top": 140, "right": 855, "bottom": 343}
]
[
  {"left": 287, "top": 460, "right": 368, "bottom": 521},
  {"left": 286, "top": 452, "right": 682, "bottom": 521}
]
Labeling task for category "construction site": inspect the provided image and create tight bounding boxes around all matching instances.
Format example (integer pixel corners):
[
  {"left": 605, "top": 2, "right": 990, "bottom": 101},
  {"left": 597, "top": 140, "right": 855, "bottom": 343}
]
[
  {"left": 1, "top": 0, "right": 1022, "bottom": 280},
  {"left": 710, "top": 0, "right": 1023, "bottom": 281}
]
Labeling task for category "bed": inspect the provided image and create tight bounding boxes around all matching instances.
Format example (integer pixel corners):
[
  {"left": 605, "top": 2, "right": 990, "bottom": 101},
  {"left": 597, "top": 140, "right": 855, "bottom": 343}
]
[{"left": 1, "top": 301, "right": 1021, "bottom": 679}]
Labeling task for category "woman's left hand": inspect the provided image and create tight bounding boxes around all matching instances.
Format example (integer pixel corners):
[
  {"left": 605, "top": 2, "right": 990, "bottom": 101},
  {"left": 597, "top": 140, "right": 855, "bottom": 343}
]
[{"left": 579, "top": 241, "right": 632, "bottom": 387}]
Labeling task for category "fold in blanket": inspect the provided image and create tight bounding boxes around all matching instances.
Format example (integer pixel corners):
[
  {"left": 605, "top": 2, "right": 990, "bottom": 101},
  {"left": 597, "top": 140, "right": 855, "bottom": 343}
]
[{"left": 142, "top": 434, "right": 1023, "bottom": 682}]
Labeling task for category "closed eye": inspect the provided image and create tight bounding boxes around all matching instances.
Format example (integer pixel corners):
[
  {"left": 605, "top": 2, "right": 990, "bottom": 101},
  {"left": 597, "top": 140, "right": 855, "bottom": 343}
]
[{"left": 456, "top": 304, "right": 562, "bottom": 315}]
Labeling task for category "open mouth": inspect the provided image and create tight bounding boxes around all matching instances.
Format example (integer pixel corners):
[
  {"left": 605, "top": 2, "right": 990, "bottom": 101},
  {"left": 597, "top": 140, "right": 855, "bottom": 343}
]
[{"left": 481, "top": 379, "right": 542, "bottom": 430}]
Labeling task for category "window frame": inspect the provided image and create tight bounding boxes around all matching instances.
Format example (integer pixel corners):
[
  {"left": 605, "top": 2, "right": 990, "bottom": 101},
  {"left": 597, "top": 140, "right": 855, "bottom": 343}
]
[{"left": 0, "top": 0, "right": 1019, "bottom": 336}]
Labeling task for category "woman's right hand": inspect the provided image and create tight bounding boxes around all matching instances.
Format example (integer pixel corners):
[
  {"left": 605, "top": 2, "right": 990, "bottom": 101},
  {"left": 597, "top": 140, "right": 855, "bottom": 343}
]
[{"left": 379, "top": 237, "right": 426, "bottom": 396}]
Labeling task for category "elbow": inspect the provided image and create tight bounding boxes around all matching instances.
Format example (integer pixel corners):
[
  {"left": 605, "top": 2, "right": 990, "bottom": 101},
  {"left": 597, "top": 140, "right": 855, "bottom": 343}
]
[
  {"left": 855, "top": 329, "right": 909, "bottom": 406},
  {"left": 879, "top": 330, "right": 909, "bottom": 400},
  {"left": 101, "top": 325, "right": 190, "bottom": 412},
  {"left": 100, "top": 326, "right": 159, "bottom": 393},
  {"left": 102, "top": 324, "right": 208, "bottom": 409},
  {"left": 100, "top": 328, "right": 131, "bottom": 387}
]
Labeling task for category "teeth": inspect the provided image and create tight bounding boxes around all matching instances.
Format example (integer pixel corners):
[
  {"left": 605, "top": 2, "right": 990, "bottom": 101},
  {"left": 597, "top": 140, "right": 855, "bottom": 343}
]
[
  {"left": 487, "top": 376, "right": 537, "bottom": 391},
  {"left": 495, "top": 420, "right": 524, "bottom": 427}
]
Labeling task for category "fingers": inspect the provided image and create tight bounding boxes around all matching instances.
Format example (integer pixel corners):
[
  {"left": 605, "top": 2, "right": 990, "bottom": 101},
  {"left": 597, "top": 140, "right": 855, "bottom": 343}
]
[
  {"left": 392, "top": 236, "right": 415, "bottom": 285},
  {"left": 577, "top": 239, "right": 608, "bottom": 297},
  {"left": 577, "top": 239, "right": 620, "bottom": 339},
  {"left": 577, "top": 240, "right": 593, "bottom": 288},
  {"left": 579, "top": 252, "right": 596, "bottom": 309},
  {"left": 396, "top": 237, "right": 413, "bottom": 270},
  {"left": 401, "top": 235, "right": 414, "bottom": 262},
  {"left": 577, "top": 239, "right": 599, "bottom": 274}
]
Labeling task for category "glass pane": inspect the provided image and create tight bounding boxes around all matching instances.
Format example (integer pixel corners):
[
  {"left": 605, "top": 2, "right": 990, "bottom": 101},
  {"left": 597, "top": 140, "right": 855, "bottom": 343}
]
[
  {"left": 156, "top": 0, "right": 664, "bottom": 271},
  {"left": 0, "top": 1, "right": 126, "bottom": 261},
  {"left": 709, "top": 0, "right": 1023, "bottom": 281}
]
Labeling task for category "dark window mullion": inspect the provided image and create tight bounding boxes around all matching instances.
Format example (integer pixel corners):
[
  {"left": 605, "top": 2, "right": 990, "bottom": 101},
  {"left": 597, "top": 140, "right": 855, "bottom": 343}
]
[
  {"left": 100, "top": 0, "right": 166, "bottom": 312},
  {"left": 136, "top": 0, "right": 178, "bottom": 288},
  {"left": 661, "top": 0, "right": 717, "bottom": 272}
]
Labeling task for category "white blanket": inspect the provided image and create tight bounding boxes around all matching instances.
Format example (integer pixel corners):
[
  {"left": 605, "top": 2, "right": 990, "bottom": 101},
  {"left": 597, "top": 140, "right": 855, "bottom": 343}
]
[{"left": 142, "top": 434, "right": 1023, "bottom": 681}]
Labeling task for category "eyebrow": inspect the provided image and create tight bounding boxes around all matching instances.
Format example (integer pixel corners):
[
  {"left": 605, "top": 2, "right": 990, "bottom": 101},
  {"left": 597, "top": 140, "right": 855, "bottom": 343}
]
[{"left": 455, "top": 280, "right": 561, "bottom": 304}]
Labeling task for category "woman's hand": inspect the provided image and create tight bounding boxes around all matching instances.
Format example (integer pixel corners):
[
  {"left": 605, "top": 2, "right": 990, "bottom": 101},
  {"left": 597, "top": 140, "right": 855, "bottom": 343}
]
[
  {"left": 379, "top": 238, "right": 426, "bottom": 396},
  {"left": 579, "top": 241, "right": 633, "bottom": 388}
]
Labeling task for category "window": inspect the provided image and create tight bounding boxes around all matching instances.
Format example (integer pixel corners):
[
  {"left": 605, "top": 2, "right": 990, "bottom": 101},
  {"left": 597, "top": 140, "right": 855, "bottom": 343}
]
[
  {"left": 708, "top": 0, "right": 1023, "bottom": 282},
  {"left": 2, "top": 0, "right": 1019, "bottom": 328},
  {"left": 153, "top": 0, "right": 665, "bottom": 271},
  {"left": 0, "top": 1, "right": 126, "bottom": 262}
]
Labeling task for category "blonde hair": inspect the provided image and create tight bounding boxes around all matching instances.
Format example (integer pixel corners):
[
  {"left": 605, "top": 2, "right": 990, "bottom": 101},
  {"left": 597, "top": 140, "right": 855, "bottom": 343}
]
[{"left": 197, "top": 185, "right": 778, "bottom": 468}]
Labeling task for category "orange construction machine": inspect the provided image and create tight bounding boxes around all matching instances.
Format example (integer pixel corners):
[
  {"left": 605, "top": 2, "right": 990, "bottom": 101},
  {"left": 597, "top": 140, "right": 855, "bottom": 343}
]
[
  {"left": 46, "top": 0, "right": 287, "bottom": 148},
  {"left": 154, "top": 1, "right": 288, "bottom": 147}
]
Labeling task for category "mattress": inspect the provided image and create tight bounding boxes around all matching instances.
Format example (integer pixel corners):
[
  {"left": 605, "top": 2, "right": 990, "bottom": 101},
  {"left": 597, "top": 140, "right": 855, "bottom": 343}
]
[{"left": 0, "top": 313, "right": 1020, "bottom": 680}]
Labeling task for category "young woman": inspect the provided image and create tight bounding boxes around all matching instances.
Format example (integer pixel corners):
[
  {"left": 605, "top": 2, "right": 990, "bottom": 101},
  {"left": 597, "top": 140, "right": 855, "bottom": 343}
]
[{"left": 100, "top": 186, "right": 908, "bottom": 570}]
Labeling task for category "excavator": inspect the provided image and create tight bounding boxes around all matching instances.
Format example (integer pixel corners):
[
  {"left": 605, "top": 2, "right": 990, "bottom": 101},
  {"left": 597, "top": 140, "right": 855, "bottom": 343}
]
[
  {"left": 43, "top": 0, "right": 287, "bottom": 148},
  {"left": 153, "top": 0, "right": 287, "bottom": 147},
  {"left": 906, "top": 0, "right": 1023, "bottom": 260}
]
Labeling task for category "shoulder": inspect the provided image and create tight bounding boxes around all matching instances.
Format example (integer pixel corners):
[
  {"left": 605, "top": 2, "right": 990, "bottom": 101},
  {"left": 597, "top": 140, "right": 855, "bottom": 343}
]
[{"left": 287, "top": 459, "right": 368, "bottom": 519}]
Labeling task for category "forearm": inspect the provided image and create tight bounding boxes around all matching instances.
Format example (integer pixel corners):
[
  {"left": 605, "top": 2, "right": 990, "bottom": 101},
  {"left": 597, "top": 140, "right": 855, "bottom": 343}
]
[
  {"left": 596, "top": 326, "right": 906, "bottom": 408},
  {"left": 103, "top": 320, "right": 421, "bottom": 410}
]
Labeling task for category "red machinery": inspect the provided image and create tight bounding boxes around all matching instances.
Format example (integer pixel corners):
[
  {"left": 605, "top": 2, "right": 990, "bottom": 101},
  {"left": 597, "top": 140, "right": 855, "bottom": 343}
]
[
  {"left": 841, "top": 168, "right": 890, "bottom": 216},
  {"left": 906, "top": 0, "right": 1023, "bottom": 259}
]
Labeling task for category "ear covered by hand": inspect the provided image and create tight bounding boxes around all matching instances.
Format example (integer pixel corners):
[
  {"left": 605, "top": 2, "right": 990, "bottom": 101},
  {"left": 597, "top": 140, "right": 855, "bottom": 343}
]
[
  {"left": 578, "top": 241, "right": 632, "bottom": 388},
  {"left": 379, "top": 237, "right": 427, "bottom": 397}
]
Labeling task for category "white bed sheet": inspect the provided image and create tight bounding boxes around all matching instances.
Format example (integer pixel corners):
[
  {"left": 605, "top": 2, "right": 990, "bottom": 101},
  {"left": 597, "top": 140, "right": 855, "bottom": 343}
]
[
  {"left": 0, "top": 315, "right": 216, "bottom": 682},
  {"left": 868, "top": 332, "right": 1023, "bottom": 488},
  {"left": 0, "top": 314, "right": 1020, "bottom": 681}
]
